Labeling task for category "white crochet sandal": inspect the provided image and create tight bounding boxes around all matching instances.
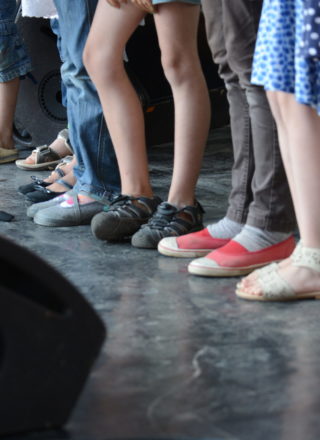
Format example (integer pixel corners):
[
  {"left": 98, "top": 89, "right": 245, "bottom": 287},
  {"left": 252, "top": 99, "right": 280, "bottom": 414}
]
[
  {"left": 236, "top": 241, "right": 302, "bottom": 291},
  {"left": 235, "top": 243, "right": 320, "bottom": 301}
]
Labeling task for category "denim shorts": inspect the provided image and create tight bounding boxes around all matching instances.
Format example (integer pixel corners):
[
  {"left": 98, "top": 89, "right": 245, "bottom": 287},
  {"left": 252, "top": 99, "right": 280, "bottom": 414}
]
[
  {"left": 0, "top": 0, "right": 32, "bottom": 82},
  {"left": 153, "top": 0, "right": 201, "bottom": 5}
]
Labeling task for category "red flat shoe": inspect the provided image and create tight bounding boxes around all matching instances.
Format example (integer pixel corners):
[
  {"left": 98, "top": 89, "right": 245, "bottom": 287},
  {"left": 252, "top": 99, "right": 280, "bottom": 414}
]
[
  {"left": 157, "top": 227, "right": 230, "bottom": 258},
  {"left": 188, "top": 236, "right": 296, "bottom": 277}
]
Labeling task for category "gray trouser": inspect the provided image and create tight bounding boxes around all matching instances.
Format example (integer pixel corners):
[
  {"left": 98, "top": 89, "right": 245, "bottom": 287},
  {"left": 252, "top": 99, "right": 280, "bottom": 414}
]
[{"left": 202, "top": 0, "right": 296, "bottom": 232}]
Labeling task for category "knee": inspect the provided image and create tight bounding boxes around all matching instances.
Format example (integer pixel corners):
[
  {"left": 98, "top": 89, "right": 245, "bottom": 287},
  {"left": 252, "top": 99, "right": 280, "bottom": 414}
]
[
  {"left": 83, "top": 42, "right": 101, "bottom": 84},
  {"left": 83, "top": 42, "right": 120, "bottom": 87},
  {"left": 161, "top": 51, "right": 195, "bottom": 86}
]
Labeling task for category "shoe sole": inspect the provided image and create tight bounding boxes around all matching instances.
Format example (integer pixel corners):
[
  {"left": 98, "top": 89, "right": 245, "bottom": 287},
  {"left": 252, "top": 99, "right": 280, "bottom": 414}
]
[
  {"left": 157, "top": 242, "right": 212, "bottom": 258},
  {"left": 34, "top": 217, "right": 91, "bottom": 227},
  {"left": 15, "top": 159, "right": 61, "bottom": 171},
  {"left": 92, "top": 217, "right": 146, "bottom": 241},
  {"left": 236, "top": 288, "right": 320, "bottom": 301},
  {"left": 133, "top": 225, "right": 205, "bottom": 250},
  {"left": 0, "top": 155, "right": 18, "bottom": 164},
  {"left": 188, "top": 261, "right": 274, "bottom": 277}
]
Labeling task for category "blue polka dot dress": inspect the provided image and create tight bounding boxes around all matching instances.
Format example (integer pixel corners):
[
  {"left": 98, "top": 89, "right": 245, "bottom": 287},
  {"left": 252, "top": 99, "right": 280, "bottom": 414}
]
[{"left": 252, "top": 0, "right": 320, "bottom": 114}]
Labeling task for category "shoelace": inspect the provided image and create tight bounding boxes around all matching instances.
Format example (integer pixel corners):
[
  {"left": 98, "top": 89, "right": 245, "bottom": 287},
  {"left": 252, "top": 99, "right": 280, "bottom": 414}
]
[
  {"left": 147, "top": 203, "right": 178, "bottom": 229},
  {"left": 107, "top": 195, "right": 153, "bottom": 219},
  {"left": 31, "top": 175, "right": 45, "bottom": 185},
  {"left": 109, "top": 195, "right": 136, "bottom": 212}
]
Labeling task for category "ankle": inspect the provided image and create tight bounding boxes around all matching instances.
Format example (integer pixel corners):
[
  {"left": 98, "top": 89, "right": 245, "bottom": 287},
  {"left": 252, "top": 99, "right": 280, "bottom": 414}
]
[
  {"left": 121, "top": 190, "right": 154, "bottom": 199},
  {"left": 77, "top": 194, "right": 96, "bottom": 204},
  {"left": 234, "top": 225, "right": 292, "bottom": 252},
  {"left": 207, "top": 217, "right": 242, "bottom": 240},
  {"left": 0, "top": 134, "right": 14, "bottom": 149}
]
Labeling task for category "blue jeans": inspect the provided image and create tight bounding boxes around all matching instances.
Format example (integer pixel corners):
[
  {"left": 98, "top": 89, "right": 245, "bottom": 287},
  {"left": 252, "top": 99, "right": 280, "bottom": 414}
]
[
  {"left": 0, "top": 0, "right": 32, "bottom": 82},
  {"left": 50, "top": 19, "right": 67, "bottom": 108},
  {"left": 53, "top": 0, "right": 120, "bottom": 202}
]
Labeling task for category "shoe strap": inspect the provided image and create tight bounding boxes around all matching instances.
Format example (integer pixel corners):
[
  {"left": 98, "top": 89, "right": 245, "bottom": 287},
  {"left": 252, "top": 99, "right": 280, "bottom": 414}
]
[
  {"left": 57, "top": 128, "right": 73, "bottom": 153},
  {"left": 258, "top": 269, "right": 295, "bottom": 299},
  {"left": 108, "top": 194, "right": 160, "bottom": 216},
  {"left": 31, "top": 175, "right": 45, "bottom": 185},
  {"left": 292, "top": 243, "right": 320, "bottom": 273},
  {"left": 56, "top": 178, "right": 73, "bottom": 190},
  {"left": 34, "top": 145, "right": 61, "bottom": 164},
  {"left": 148, "top": 202, "right": 203, "bottom": 230}
]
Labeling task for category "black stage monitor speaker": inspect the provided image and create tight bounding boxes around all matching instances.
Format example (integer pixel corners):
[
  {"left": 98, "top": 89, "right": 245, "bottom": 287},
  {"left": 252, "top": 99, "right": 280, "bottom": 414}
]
[
  {"left": 0, "top": 235, "right": 106, "bottom": 437},
  {"left": 15, "top": 18, "right": 67, "bottom": 147}
]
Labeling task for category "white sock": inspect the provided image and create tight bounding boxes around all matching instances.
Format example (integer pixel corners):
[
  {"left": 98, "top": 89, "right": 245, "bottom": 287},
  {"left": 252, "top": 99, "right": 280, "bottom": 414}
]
[
  {"left": 233, "top": 224, "right": 291, "bottom": 252},
  {"left": 207, "top": 217, "right": 243, "bottom": 239}
]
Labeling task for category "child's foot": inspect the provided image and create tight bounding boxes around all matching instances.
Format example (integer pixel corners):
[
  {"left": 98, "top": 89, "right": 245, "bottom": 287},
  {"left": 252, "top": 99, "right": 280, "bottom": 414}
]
[
  {"left": 236, "top": 245, "right": 320, "bottom": 301},
  {"left": 187, "top": 234, "right": 296, "bottom": 277},
  {"left": 157, "top": 217, "right": 241, "bottom": 258},
  {"left": 91, "top": 194, "right": 162, "bottom": 241},
  {"left": 45, "top": 170, "right": 76, "bottom": 193},
  {"left": 0, "top": 146, "right": 18, "bottom": 164},
  {"left": 33, "top": 193, "right": 104, "bottom": 227},
  {"left": 131, "top": 201, "right": 204, "bottom": 249},
  {"left": 43, "top": 156, "right": 75, "bottom": 184},
  {"left": 15, "top": 129, "right": 72, "bottom": 170}
]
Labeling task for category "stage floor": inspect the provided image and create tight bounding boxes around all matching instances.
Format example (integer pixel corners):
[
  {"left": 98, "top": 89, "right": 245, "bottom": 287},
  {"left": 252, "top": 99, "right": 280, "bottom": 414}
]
[{"left": 1, "top": 127, "right": 320, "bottom": 440}]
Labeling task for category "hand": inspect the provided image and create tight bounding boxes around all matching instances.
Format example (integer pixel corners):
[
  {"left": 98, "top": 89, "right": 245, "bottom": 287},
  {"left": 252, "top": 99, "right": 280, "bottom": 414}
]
[
  {"left": 106, "top": 0, "right": 128, "bottom": 8},
  {"left": 131, "top": 0, "right": 156, "bottom": 14}
]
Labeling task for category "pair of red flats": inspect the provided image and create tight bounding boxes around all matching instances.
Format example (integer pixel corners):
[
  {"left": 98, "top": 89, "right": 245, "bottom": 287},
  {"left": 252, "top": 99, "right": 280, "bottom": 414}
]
[{"left": 158, "top": 227, "right": 296, "bottom": 277}]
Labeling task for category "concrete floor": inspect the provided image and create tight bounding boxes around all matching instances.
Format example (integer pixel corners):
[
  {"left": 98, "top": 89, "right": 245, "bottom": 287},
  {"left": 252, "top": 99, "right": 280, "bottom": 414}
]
[{"left": 1, "top": 127, "right": 320, "bottom": 440}]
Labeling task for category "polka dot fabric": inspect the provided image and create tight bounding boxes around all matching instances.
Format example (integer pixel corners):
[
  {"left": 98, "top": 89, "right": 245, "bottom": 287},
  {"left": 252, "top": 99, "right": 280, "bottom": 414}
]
[
  {"left": 300, "top": 0, "right": 320, "bottom": 59},
  {"left": 252, "top": 0, "right": 320, "bottom": 114}
]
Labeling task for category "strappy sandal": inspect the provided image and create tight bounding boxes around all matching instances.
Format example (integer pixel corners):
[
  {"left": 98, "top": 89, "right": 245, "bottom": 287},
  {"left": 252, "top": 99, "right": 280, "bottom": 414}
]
[
  {"left": 236, "top": 241, "right": 303, "bottom": 291},
  {"left": 18, "top": 175, "right": 51, "bottom": 195},
  {"left": 25, "top": 179, "right": 74, "bottom": 203},
  {"left": 236, "top": 243, "right": 320, "bottom": 301},
  {"left": 15, "top": 129, "right": 73, "bottom": 171},
  {"left": 17, "top": 156, "right": 73, "bottom": 195}
]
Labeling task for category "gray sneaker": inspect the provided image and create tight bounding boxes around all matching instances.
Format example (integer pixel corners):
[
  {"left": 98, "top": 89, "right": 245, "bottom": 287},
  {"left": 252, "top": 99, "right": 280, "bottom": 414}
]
[
  {"left": 33, "top": 193, "right": 105, "bottom": 227},
  {"left": 91, "top": 194, "right": 162, "bottom": 241},
  {"left": 131, "top": 201, "right": 205, "bottom": 249},
  {"left": 26, "top": 191, "right": 72, "bottom": 218}
]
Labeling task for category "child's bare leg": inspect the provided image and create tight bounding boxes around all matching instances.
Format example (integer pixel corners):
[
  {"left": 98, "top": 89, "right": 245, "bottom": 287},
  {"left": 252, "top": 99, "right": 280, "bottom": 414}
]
[
  {"left": 241, "top": 93, "right": 320, "bottom": 297},
  {"left": 154, "top": 3, "right": 211, "bottom": 207},
  {"left": 84, "top": 0, "right": 152, "bottom": 198},
  {"left": 0, "top": 77, "right": 19, "bottom": 149},
  {"left": 267, "top": 91, "right": 301, "bottom": 226}
]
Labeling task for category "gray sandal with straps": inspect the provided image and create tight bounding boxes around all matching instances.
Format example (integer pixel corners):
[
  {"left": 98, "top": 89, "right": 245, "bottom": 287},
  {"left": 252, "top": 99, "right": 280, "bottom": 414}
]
[{"left": 15, "top": 129, "right": 73, "bottom": 171}]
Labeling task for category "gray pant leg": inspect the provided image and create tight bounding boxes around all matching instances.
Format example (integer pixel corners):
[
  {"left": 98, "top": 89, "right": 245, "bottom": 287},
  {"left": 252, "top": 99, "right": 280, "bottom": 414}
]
[
  {"left": 202, "top": 0, "right": 254, "bottom": 225},
  {"left": 202, "top": 0, "right": 296, "bottom": 232}
]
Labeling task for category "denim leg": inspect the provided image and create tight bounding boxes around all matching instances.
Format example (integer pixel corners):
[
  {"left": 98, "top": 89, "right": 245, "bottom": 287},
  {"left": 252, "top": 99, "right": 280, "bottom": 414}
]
[
  {"left": 53, "top": 0, "right": 120, "bottom": 202},
  {"left": 202, "top": 0, "right": 296, "bottom": 232},
  {"left": 0, "top": 0, "right": 32, "bottom": 82},
  {"left": 202, "top": 0, "right": 254, "bottom": 225},
  {"left": 50, "top": 18, "right": 67, "bottom": 108}
]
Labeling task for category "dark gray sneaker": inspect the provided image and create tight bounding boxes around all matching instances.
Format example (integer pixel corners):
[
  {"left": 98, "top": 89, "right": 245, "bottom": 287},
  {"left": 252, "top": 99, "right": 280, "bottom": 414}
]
[
  {"left": 131, "top": 201, "right": 205, "bottom": 249},
  {"left": 91, "top": 195, "right": 162, "bottom": 241}
]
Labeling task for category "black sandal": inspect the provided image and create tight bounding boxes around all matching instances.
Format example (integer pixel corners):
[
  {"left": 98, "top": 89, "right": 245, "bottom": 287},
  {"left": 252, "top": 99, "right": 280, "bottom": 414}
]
[
  {"left": 25, "top": 179, "right": 73, "bottom": 203},
  {"left": 18, "top": 176, "right": 51, "bottom": 195}
]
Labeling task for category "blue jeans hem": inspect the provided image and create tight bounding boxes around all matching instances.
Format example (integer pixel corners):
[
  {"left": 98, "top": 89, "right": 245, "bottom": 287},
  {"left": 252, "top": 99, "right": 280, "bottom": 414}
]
[
  {"left": 0, "top": 63, "right": 32, "bottom": 82},
  {"left": 74, "top": 182, "right": 120, "bottom": 204}
]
